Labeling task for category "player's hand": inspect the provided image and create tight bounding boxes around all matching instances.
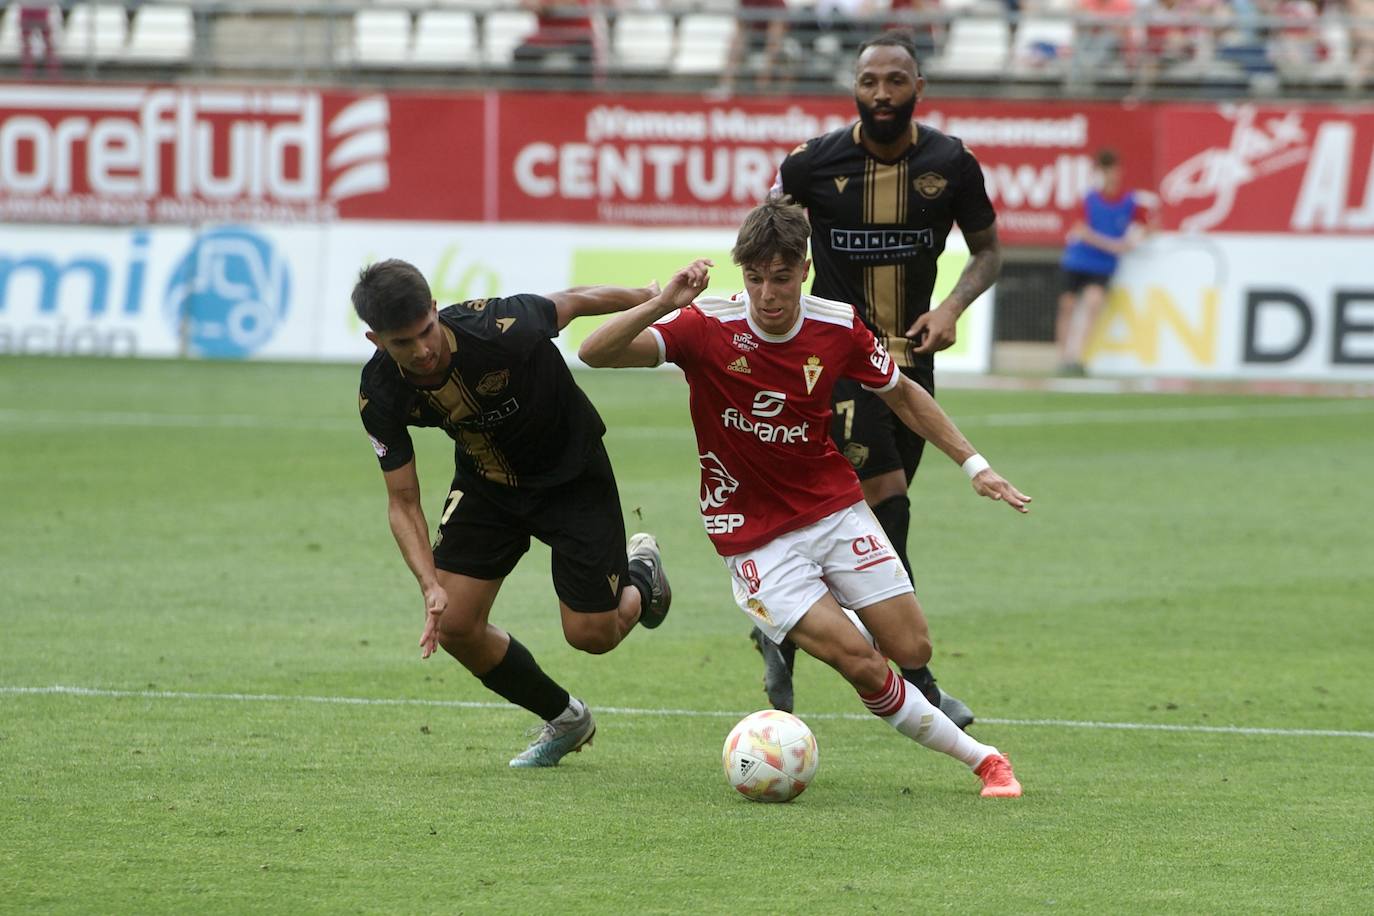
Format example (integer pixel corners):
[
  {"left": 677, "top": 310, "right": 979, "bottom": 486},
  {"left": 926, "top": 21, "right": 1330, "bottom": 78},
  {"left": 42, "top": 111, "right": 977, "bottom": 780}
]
[
  {"left": 907, "top": 306, "right": 958, "bottom": 354},
  {"left": 971, "top": 468, "right": 1032, "bottom": 514},
  {"left": 662, "top": 259, "right": 713, "bottom": 310},
  {"left": 419, "top": 583, "right": 448, "bottom": 659}
]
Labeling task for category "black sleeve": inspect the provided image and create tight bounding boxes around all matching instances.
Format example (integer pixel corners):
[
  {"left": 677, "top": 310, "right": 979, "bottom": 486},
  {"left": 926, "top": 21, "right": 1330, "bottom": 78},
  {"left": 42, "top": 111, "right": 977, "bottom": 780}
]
[
  {"left": 778, "top": 143, "right": 813, "bottom": 207},
  {"left": 359, "top": 386, "right": 415, "bottom": 473},
  {"left": 490, "top": 293, "right": 559, "bottom": 346},
  {"left": 951, "top": 144, "right": 997, "bottom": 235}
]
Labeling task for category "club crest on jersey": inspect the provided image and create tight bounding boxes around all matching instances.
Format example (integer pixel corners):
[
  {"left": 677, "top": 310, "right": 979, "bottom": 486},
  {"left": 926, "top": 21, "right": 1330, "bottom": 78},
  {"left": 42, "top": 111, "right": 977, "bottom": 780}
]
[
  {"left": 914, "top": 171, "right": 948, "bottom": 199},
  {"left": 476, "top": 369, "right": 510, "bottom": 396},
  {"left": 731, "top": 332, "right": 758, "bottom": 352},
  {"left": 727, "top": 356, "right": 752, "bottom": 374},
  {"left": 843, "top": 442, "right": 869, "bottom": 469},
  {"left": 803, "top": 356, "right": 823, "bottom": 394}
]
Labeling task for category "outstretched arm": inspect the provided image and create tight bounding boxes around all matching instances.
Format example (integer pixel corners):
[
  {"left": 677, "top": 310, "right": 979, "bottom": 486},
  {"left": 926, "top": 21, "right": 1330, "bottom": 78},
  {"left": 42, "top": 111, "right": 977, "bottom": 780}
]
[
  {"left": 547, "top": 283, "right": 662, "bottom": 330},
  {"left": 578, "top": 259, "right": 713, "bottom": 368},
  {"left": 875, "top": 375, "right": 1031, "bottom": 513},
  {"left": 908, "top": 221, "right": 1003, "bottom": 354}
]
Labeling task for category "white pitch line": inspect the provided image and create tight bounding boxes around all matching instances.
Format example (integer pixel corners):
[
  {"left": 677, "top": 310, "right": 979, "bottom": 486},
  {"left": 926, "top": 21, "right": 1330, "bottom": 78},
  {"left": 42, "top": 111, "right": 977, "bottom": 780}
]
[
  {"left": 4, "top": 685, "right": 1372, "bottom": 740},
  {"left": 0, "top": 401, "right": 1369, "bottom": 435}
]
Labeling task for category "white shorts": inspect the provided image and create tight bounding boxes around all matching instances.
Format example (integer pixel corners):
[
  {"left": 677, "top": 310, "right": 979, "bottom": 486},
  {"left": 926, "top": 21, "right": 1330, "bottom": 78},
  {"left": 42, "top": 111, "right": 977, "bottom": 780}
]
[{"left": 723, "top": 500, "right": 914, "bottom": 645}]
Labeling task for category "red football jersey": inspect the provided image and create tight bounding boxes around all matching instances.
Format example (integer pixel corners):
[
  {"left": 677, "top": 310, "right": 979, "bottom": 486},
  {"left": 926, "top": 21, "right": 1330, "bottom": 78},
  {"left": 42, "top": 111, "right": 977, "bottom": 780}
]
[{"left": 649, "top": 292, "right": 899, "bottom": 555}]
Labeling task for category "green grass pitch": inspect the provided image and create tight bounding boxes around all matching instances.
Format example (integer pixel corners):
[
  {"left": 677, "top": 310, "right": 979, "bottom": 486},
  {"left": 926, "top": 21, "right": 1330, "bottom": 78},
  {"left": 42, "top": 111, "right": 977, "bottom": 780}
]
[{"left": 2, "top": 356, "right": 1372, "bottom": 914}]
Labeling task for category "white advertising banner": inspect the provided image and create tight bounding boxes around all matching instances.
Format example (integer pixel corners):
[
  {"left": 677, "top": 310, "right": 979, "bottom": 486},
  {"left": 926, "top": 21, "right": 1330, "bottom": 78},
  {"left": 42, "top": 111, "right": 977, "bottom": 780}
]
[
  {"left": 3, "top": 222, "right": 994, "bottom": 372},
  {"left": 1087, "top": 233, "right": 1374, "bottom": 380}
]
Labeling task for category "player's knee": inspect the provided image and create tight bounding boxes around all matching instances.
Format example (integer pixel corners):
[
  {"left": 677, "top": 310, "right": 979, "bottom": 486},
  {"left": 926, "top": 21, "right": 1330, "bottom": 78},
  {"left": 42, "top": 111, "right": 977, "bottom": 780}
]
[
  {"left": 563, "top": 618, "right": 619, "bottom": 655},
  {"left": 885, "top": 633, "right": 932, "bottom": 671},
  {"left": 436, "top": 616, "right": 481, "bottom": 653}
]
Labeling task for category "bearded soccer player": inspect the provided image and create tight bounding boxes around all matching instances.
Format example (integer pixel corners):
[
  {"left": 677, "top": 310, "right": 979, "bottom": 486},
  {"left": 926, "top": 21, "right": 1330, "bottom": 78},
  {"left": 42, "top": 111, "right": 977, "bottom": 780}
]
[
  {"left": 578, "top": 198, "right": 1027, "bottom": 798},
  {"left": 763, "top": 29, "right": 1004, "bottom": 725},
  {"left": 354, "top": 260, "right": 671, "bottom": 768}
]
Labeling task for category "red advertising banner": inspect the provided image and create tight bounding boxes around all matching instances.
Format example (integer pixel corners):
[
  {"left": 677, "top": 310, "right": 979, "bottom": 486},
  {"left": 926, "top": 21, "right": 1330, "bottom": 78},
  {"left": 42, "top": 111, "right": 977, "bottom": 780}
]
[
  {"left": 4, "top": 84, "right": 1372, "bottom": 245},
  {"left": 1156, "top": 102, "right": 1374, "bottom": 235},
  {"left": 0, "top": 84, "right": 484, "bottom": 224}
]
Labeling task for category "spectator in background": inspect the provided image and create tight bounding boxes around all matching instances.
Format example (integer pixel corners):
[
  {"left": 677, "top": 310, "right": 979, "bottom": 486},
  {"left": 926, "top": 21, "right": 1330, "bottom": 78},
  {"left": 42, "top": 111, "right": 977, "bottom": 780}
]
[
  {"left": 1056, "top": 149, "right": 1158, "bottom": 376},
  {"left": 1131, "top": 0, "right": 1222, "bottom": 95},
  {"left": 19, "top": 3, "right": 61, "bottom": 79},
  {"left": 885, "top": 0, "right": 941, "bottom": 60},
  {"left": 710, "top": 0, "right": 789, "bottom": 98},
  {"left": 1071, "top": 0, "right": 1136, "bottom": 85},
  {"left": 1263, "top": 0, "right": 1322, "bottom": 77},
  {"left": 513, "top": 0, "right": 605, "bottom": 73}
]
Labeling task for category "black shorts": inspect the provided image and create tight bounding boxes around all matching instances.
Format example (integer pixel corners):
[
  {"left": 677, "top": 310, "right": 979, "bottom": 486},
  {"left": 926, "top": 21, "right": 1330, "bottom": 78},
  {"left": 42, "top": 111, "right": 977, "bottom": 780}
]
[
  {"left": 431, "top": 444, "right": 629, "bottom": 613},
  {"left": 1062, "top": 269, "right": 1112, "bottom": 294},
  {"left": 830, "top": 366, "right": 934, "bottom": 484}
]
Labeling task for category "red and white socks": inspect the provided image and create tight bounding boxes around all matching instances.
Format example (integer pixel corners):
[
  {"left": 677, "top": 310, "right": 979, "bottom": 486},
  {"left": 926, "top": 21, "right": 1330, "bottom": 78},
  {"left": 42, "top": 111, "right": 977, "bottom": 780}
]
[{"left": 860, "top": 667, "right": 996, "bottom": 769}]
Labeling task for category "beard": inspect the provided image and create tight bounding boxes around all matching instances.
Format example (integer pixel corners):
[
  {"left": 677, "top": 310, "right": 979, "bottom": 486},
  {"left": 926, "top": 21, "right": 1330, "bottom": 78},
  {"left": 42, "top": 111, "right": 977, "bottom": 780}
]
[{"left": 855, "top": 95, "right": 916, "bottom": 145}]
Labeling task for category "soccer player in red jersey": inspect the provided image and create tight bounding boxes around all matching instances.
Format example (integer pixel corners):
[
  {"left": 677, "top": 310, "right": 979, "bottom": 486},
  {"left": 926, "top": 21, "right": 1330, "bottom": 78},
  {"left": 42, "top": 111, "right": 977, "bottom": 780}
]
[{"left": 580, "top": 198, "right": 1027, "bottom": 797}]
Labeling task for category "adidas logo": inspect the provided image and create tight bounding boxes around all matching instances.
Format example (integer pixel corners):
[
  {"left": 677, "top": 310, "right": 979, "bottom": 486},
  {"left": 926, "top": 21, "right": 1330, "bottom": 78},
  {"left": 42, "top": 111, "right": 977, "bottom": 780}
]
[{"left": 727, "top": 356, "right": 751, "bottom": 374}]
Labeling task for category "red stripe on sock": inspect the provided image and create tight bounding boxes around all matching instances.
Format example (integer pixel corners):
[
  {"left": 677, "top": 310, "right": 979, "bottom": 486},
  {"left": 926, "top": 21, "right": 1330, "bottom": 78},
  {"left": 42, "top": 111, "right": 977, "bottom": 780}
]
[{"left": 859, "top": 668, "right": 906, "bottom": 718}]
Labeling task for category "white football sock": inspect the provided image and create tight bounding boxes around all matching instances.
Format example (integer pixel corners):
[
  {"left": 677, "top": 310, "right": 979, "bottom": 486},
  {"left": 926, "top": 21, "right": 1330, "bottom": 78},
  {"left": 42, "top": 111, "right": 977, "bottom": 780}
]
[{"left": 861, "top": 669, "right": 995, "bottom": 769}]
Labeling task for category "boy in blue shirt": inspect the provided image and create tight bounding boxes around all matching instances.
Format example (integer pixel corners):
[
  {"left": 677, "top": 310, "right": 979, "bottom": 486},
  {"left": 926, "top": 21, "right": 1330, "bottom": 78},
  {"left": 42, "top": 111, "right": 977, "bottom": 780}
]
[{"left": 1057, "top": 149, "right": 1158, "bottom": 375}]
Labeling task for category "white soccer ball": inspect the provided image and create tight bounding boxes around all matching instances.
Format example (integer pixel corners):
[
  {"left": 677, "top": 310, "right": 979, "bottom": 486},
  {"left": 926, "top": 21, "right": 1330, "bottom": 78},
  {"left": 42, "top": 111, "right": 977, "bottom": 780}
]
[{"left": 722, "top": 710, "right": 819, "bottom": 802}]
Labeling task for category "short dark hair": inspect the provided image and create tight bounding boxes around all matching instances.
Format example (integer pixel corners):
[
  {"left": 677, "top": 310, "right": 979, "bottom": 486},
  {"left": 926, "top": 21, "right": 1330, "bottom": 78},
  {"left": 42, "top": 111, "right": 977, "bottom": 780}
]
[
  {"left": 351, "top": 259, "right": 432, "bottom": 332},
  {"left": 732, "top": 196, "right": 810, "bottom": 270},
  {"left": 857, "top": 30, "right": 922, "bottom": 76},
  {"left": 1096, "top": 149, "right": 1120, "bottom": 170}
]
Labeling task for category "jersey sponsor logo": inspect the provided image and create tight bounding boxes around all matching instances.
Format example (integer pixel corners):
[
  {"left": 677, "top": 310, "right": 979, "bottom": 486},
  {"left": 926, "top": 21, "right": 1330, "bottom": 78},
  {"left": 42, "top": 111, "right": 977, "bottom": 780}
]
[
  {"left": 495, "top": 317, "right": 516, "bottom": 333},
  {"left": 704, "top": 513, "right": 745, "bottom": 535},
  {"left": 723, "top": 390, "right": 808, "bottom": 443},
  {"left": 831, "top": 227, "right": 934, "bottom": 257},
  {"left": 699, "top": 450, "right": 739, "bottom": 511},
  {"left": 750, "top": 390, "right": 786, "bottom": 418},
  {"left": 476, "top": 369, "right": 510, "bottom": 396},
  {"left": 870, "top": 342, "right": 892, "bottom": 375},
  {"left": 367, "top": 434, "right": 388, "bottom": 458},
  {"left": 722, "top": 408, "right": 810, "bottom": 444},
  {"left": 802, "top": 356, "right": 823, "bottom": 394},
  {"left": 914, "top": 171, "right": 949, "bottom": 199},
  {"left": 834, "top": 176, "right": 850, "bottom": 193},
  {"left": 163, "top": 226, "right": 289, "bottom": 358},
  {"left": 731, "top": 332, "right": 758, "bottom": 352},
  {"left": 454, "top": 397, "right": 519, "bottom": 429},
  {"left": 726, "top": 355, "right": 751, "bottom": 374}
]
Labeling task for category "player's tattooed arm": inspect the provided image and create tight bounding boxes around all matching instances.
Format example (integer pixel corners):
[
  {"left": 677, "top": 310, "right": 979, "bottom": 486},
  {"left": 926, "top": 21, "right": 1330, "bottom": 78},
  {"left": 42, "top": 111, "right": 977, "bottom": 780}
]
[
  {"left": 548, "top": 284, "right": 662, "bottom": 330},
  {"left": 907, "top": 222, "right": 1003, "bottom": 354}
]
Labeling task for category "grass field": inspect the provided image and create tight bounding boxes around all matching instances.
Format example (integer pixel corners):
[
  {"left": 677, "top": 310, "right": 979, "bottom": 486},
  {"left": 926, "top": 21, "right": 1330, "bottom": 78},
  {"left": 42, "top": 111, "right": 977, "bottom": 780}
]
[{"left": 2, "top": 356, "right": 1372, "bottom": 914}]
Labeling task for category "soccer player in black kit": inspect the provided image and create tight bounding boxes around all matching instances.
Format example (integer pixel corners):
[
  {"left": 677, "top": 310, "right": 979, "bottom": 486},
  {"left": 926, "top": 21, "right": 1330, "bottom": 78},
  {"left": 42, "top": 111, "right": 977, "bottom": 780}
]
[
  {"left": 354, "top": 259, "right": 671, "bottom": 767},
  {"left": 760, "top": 30, "right": 1004, "bottom": 726}
]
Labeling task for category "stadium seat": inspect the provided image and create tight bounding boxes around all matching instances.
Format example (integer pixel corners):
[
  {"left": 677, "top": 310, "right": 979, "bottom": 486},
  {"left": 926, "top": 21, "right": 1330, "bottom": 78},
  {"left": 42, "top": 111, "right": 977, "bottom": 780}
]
[
  {"left": 354, "top": 9, "right": 412, "bottom": 66},
  {"left": 1012, "top": 16, "right": 1075, "bottom": 71},
  {"left": 0, "top": 6, "right": 20, "bottom": 60},
  {"left": 483, "top": 10, "right": 538, "bottom": 67},
  {"left": 60, "top": 3, "right": 127, "bottom": 61},
  {"left": 125, "top": 5, "right": 194, "bottom": 63},
  {"left": 939, "top": 17, "right": 1010, "bottom": 73},
  {"left": 672, "top": 13, "right": 736, "bottom": 74},
  {"left": 412, "top": 10, "right": 479, "bottom": 66},
  {"left": 612, "top": 11, "right": 675, "bottom": 72}
]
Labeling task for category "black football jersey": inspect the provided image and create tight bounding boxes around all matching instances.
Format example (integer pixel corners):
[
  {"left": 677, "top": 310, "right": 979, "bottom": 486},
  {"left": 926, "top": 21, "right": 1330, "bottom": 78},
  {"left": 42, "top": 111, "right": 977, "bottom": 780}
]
[
  {"left": 358, "top": 295, "right": 605, "bottom": 492},
  {"left": 777, "top": 122, "right": 997, "bottom": 370}
]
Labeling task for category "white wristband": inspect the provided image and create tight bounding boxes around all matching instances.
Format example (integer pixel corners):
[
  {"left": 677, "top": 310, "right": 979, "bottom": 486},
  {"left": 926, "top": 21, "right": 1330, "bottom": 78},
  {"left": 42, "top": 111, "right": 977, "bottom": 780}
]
[{"left": 961, "top": 454, "right": 990, "bottom": 479}]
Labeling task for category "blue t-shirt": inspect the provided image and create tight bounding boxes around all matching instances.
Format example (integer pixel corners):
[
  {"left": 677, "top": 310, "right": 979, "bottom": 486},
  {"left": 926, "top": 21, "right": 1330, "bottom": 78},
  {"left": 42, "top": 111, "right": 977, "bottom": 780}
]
[{"left": 1061, "top": 189, "right": 1139, "bottom": 276}]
